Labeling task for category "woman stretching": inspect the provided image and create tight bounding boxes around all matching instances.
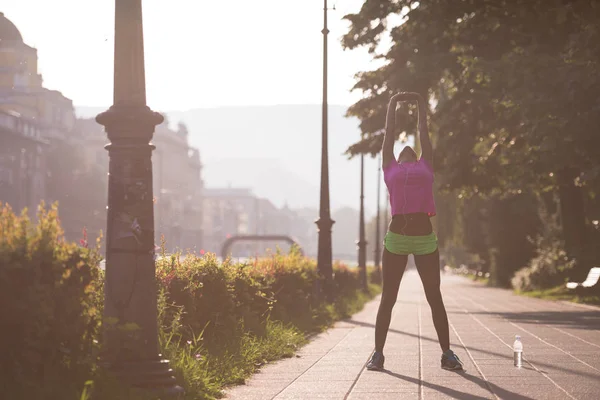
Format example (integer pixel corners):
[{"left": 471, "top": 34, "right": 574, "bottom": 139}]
[{"left": 366, "top": 92, "right": 463, "bottom": 371}]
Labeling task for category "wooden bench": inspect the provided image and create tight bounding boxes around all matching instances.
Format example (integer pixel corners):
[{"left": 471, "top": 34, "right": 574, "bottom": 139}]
[{"left": 566, "top": 267, "right": 600, "bottom": 293}]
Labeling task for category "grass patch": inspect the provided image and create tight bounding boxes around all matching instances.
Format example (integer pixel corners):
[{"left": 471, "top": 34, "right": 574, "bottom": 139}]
[
  {"left": 165, "top": 282, "right": 382, "bottom": 399},
  {"left": 467, "top": 273, "right": 489, "bottom": 286},
  {"left": 447, "top": 265, "right": 490, "bottom": 286},
  {"left": 90, "top": 283, "right": 381, "bottom": 400},
  {"left": 160, "top": 319, "right": 306, "bottom": 400},
  {"left": 88, "top": 256, "right": 381, "bottom": 399},
  {"left": 516, "top": 286, "right": 600, "bottom": 306},
  {"left": 1, "top": 204, "right": 381, "bottom": 400},
  {"left": 177, "top": 287, "right": 381, "bottom": 399}
]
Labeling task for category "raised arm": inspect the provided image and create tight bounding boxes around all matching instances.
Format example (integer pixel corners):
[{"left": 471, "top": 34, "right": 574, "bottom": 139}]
[
  {"left": 382, "top": 93, "right": 411, "bottom": 168},
  {"left": 415, "top": 93, "right": 433, "bottom": 167}
]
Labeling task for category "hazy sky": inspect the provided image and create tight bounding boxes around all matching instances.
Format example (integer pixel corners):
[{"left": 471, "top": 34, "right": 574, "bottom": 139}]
[
  {"left": 4, "top": 0, "right": 382, "bottom": 110},
  {"left": 4, "top": 0, "right": 406, "bottom": 218}
]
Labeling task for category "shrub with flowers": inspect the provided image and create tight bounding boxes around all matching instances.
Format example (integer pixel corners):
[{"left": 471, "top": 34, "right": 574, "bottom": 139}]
[
  {"left": 156, "top": 246, "right": 376, "bottom": 347},
  {"left": 0, "top": 203, "right": 103, "bottom": 400},
  {"left": 1, "top": 203, "right": 380, "bottom": 399},
  {"left": 156, "top": 251, "right": 272, "bottom": 347}
]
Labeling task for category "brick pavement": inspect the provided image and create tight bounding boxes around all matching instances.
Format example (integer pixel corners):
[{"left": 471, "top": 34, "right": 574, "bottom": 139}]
[{"left": 225, "top": 268, "right": 600, "bottom": 400}]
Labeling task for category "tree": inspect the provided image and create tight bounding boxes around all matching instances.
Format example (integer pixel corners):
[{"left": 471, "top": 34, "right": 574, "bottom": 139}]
[{"left": 342, "top": 0, "right": 600, "bottom": 283}]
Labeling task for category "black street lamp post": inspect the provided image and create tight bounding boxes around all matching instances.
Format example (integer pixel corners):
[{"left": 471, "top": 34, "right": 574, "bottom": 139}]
[
  {"left": 96, "top": 0, "right": 182, "bottom": 394},
  {"left": 316, "top": 0, "right": 335, "bottom": 300},
  {"left": 357, "top": 153, "right": 368, "bottom": 292}
]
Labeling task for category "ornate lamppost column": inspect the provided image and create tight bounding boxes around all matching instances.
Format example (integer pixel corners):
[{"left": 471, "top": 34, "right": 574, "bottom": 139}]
[
  {"left": 96, "top": 0, "right": 182, "bottom": 393},
  {"left": 357, "top": 153, "right": 368, "bottom": 291},
  {"left": 316, "top": 0, "right": 335, "bottom": 300}
]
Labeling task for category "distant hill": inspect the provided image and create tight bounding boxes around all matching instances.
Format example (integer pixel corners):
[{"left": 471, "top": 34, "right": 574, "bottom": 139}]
[
  {"left": 203, "top": 157, "right": 318, "bottom": 208},
  {"left": 76, "top": 105, "right": 382, "bottom": 216}
]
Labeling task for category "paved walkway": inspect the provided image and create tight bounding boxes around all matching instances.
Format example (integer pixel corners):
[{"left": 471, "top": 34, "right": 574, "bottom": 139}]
[{"left": 225, "top": 269, "right": 600, "bottom": 400}]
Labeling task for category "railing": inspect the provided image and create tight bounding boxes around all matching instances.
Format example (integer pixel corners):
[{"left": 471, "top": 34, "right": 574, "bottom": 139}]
[{"left": 221, "top": 234, "right": 304, "bottom": 259}]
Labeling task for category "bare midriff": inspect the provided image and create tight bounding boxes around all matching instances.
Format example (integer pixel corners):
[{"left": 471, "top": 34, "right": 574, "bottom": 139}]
[{"left": 389, "top": 213, "right": 433, "bottom": 236}]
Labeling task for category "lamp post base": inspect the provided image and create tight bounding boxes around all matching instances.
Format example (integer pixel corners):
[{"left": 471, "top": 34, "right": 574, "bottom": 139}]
[{"left": 103, "top": 356, "right": 184, "bottom": 395}]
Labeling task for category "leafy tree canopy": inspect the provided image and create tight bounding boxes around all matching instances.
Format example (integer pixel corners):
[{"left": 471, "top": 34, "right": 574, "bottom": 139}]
[{"left": 343, "top": 0, "right": 600, "bottom": 197}]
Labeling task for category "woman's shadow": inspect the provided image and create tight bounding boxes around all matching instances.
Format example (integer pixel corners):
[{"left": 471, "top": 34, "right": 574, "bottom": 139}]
[{"left": 381, "top": 368, "right": 535, "bottom": 400}]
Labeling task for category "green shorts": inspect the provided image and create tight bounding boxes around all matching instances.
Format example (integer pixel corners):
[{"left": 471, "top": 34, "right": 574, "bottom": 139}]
[{"left": 384, "top": 231, "right": 438, "bottom": 256}]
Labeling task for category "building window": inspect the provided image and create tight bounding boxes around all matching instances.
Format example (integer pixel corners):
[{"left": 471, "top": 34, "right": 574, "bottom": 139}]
[
  {"left": 239, "top": 212, "right": 249, "bottom": 234},
  {"left": 13, "top": 73, "right": 28, "bottom": 88},
  {"left": 35, "top": 175, "right": 43, "bottom": 195},
  {"left": 0, "top": 167, "right": 13, "bottom": 185},
  {"left": 54, "top": 108, "right": 63, "bottom": 124}
]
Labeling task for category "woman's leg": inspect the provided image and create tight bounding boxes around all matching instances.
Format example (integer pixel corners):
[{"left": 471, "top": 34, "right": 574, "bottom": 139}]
[
  {"left": 375, "top": 249, "right": 408, "bottom": 353},
  {"left": 414, "top": 249, "right": 450, "bottom": 352}
]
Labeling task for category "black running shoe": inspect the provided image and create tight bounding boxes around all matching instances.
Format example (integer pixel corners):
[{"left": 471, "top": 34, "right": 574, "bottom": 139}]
[
  {"left": 366, "top": 351, "right": 385, "bottom": 371},
  {"left": 441, "top": 350, "right": 463, "bottom": 370}
]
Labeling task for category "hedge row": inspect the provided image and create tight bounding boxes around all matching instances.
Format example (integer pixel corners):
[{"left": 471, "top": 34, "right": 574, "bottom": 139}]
[{"left": 0, "top": 203, "right": 380, "bottom": 400}]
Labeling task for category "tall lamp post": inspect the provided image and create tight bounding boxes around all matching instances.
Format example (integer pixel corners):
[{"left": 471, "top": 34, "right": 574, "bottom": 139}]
[
  {"left": 316, "top": 0, "right": 335, "bottom": 300},
  {"left": 357, "top": 152, "right": 368, "bottom": 291},
  {"left": 374, "top": 152, "right": 382, "bottom": 279},
  {"left": 96, "top": 0, "right": 182, "bottom": 393}
]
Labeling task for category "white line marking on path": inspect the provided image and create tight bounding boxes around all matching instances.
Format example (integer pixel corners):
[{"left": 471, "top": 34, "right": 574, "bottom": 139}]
[
  {"left": 344, "top": 294, "right": 405, "bottom": 400},
  {"left": 447, "top": 294, "right": 577, "bottom": 400},
  {"left": 470, "top": 290, "right": 600, "bottom": 351},
  {"left": 447, "top": 297, "right": 500, "bottom": 400},
  {"left": 273, "top": 327, "right": 356, "bottom": 400},
  {"left": 551, "top": 326, "right": 600, "bottom": 350},
  {"left": 458, "top": 293, "right": 600, "bottom": 374}
]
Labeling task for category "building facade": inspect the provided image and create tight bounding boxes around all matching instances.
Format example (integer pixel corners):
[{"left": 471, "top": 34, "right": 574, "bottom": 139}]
[
  {"left": 152, "top": 118, "right": 204, "bottom": 252},
  {"left": 0, "top": 12, "right": 74, "bottom": 217},
  {"left": 1, "top": 12, "right": 318, "bottom": 259},
  {"left": 1, "top": 12, "right": 204, "bottom": 252},
  {"left": 202, "top": 187, "right": 316, "bottom": 257},
  {"left": 76, "top": 115, "right": 205, "bottom": 253},
  {"left": 0, "top": 109, "right": 47, "bottom": 213},
  {"left": 202, "top": 187, "right": 255, "bottom": 255},
  {"left": 0, "top": 12, "right": 75, "bottom": 137}
]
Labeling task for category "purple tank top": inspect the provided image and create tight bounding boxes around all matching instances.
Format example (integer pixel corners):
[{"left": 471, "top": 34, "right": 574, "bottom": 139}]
[{"left": 383, "top": 158, "right": 436, "bottom": 217}]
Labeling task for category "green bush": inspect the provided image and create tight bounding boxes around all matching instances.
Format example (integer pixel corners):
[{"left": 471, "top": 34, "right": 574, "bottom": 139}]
[
  {"left": 247, "top": 250, "right": 320, "bottom": 331},
  {"left": 367, "top": 265, "right": 382, "bottom": 286},
  {"left": 0, "top": 203, "right": 103, "bottom": 400},
  {"left": 155, "top": 248, "right": 376, "bottom": 346},
  {"left": 1, "top": 204, "right": 380, "bottom": 400},
  {"left": 144, "top": 249, "right": 379, "bottom": 399},
  {"left": 511, "top": 196, "right": 576, "bottom": 292},
  {"left": 511, "top": 238, "right": 575, "bottom": 292},
  {"left": 155, "top": 252, "right": 272, "bottom": 347}
]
